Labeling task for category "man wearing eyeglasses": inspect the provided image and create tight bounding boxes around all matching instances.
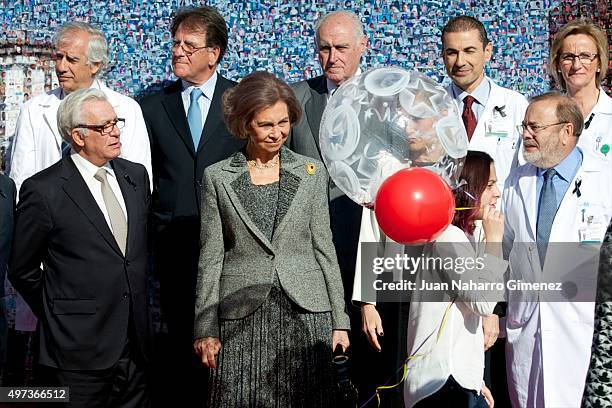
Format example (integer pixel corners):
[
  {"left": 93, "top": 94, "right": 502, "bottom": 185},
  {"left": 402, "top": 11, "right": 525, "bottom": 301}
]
[
  {"left": 9, "top": 88, "right": 152, "bottom": 406},
  {"left": 139, "top": 6, "right": 243, "bottom": 406},
  {"left": 6, "top": 21, "right": 152, "bottom": 374},
  {"left": 503, "top": 92, "right": 612, "bottom": 407}
]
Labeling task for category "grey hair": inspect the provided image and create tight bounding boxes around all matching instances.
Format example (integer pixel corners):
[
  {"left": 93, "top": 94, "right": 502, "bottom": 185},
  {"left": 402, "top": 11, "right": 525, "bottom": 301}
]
[
  {"left": 54, "top": 22, "right": 109, "bottom": 74},
  {"left": 57, "top": 88, "right": 108, "bottom": 144},
  {"left": 315, "top": 10, "right": 365, "bottom": 45}
]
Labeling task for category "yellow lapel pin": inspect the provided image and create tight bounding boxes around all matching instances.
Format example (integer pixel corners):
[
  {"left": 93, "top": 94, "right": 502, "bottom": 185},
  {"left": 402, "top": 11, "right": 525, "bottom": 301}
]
[{"left": 306, "top": 163, "right": 316, "bottom": 175}]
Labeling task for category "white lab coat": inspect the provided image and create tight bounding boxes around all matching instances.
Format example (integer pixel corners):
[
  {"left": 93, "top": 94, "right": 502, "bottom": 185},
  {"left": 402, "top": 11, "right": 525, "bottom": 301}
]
[
  {"left": 503, "top": 151, "right": 612, "bottom": 407},
  {"left": 577, "top": 90, "right": 612, "bottom": 168},
  {"left": 447, "top": 78, "right": 528, "bottom": 190},
  {"left": 9, "top": 80, "right": 152, "bottom": 194},
  {"left": 7, "top": 80, "right": 152, "bottom": 332}
]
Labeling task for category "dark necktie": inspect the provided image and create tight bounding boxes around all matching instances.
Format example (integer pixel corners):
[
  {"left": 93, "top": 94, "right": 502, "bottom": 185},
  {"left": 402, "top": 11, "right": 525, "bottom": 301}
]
[
  {"left": 462, "top": 95, "right": 477, "bottom": 141},
  {"left": 536, "top": 168, "right": 557, "bottom": 266}
]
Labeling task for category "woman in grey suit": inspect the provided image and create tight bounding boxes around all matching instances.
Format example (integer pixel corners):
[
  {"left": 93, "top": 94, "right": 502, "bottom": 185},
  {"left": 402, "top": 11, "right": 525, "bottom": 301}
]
[{"left": 193, "top": 71, "right": 350, "bottom": 407}]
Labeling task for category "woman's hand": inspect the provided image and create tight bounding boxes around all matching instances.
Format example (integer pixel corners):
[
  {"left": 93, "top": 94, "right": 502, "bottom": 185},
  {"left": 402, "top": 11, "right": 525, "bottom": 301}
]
[
  {"left": 482, "top": 204, "right": 504, "bottom": 243},
  {"left": 361, "top": 304, "right": 383, "bottom": 352},
  {"left": 332, "top": 330, "right": 350, "bottom": 353},
  {"left": 193, "top": 337, "right": 222, "bottom": 369},
  {"left": 481, "top": 384, "right": 495, "bottom": 408},
  {"left": 482, "top": 315, "right": 499, "bottom": 351}
]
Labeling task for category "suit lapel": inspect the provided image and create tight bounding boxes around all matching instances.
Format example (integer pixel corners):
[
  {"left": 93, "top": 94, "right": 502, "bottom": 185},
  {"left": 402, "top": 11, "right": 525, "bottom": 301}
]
[
  {"left": 61, "top": 158, "right": 123, "bottom": 256},
  {"left": 161, "top": 80, "right": 196, "bottom": 157},
  {"left": 518, "top": 166, "right": 538, "bottom": 240},
  {"left": 41, "top": 91, "right": 63, "bottom": 153},
  {"left": 305, "top": 78, "right": 328, "bottom": 158},
  {"left": 220, "top": 152, "right": 275, "bottom": 253},
  {"left": 271, "top": 148, "right": 305, "bottom": 243},
  {"left": 197, "top": 77, "right": 226, "bottom": 153},
  {"left": 112, "top": 160, "right": 139, "bottom": 257}
]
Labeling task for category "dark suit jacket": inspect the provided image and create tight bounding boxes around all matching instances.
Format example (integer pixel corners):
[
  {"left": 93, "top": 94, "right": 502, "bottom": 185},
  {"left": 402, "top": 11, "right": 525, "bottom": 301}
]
[
  {"left": 0, "top": 174, "right": 16, "bottom": 298},
  {"left": 288, "top": 75, "right": 362, "bottom": 301},
  {"left": 194, "top": 147, "right": 350, "bottom": 339},
  {"left": 9, "top": 157, "right": 151, "bottom": 370},
  {"left": 139, "top": 76, "right": 245, "bottom": 225}
]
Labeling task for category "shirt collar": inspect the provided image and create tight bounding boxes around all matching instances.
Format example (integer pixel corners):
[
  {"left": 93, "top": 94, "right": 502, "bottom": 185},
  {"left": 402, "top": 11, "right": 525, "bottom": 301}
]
[
  {"left": 181, "top": 71, "right": 218, "bottom": 101},
  {"left": 71, "top": 152, "right": 115, "bottom": 180},
  {"left": 537, "top": 146, "right": 583, "bottom": 182},
  {"left": 593, "top": 88, "right": 612, "bottom": 115},
  {"left": 452, "top": 76, "right": 491, "bottom": 106},
  {"left": 326, "top": 67, "right": 362, "bottom": 96}
]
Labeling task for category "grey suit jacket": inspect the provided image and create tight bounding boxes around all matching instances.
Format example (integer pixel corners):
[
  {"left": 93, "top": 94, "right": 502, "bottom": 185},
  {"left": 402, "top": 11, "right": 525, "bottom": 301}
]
[
  {"left": 287, "top": 75, "right": 327, "bottom": 164},
  {"left": 194, "top": 147, "right": 350, "bottom": 339}
]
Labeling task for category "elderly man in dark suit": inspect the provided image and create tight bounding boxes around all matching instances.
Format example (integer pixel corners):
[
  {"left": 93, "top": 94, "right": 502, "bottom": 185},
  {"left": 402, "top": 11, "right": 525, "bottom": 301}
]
[
  {"left": 9, "top": 88, "right": 151, "bottom": 407},
  {"left": 138, "top": 6, "right": 243, "bottom": 405},
  {"left": 0, "top": 174, "right": 15, "bottom": 370},
  {"left": 287, "top": 9, "right": 392, "bottom": 402}
]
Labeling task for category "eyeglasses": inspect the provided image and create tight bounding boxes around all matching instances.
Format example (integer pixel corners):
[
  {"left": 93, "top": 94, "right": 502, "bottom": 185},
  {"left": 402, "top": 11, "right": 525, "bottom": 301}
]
[
  {"left": 559, "top": 52, "right": 598, "bottom": 65},
  {"left": 171, "top": 41, "right": 213, "bottom": 57},
  {"left": 517, "top": 122, "right": 568, "bottom": 135},
  {"left": 76, "top": 118, "right": 125, "bottom": 135}
]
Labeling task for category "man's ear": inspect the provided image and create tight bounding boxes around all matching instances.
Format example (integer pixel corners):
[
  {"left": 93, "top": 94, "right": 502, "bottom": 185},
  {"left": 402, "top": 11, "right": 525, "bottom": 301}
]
[
  {"left": 208, "top": 47, "right": 221, "bottom": 67},
  {"left": 561, "top": 122, "right": 574, "bottom": 146},
  {"left": 484, "top": 42, "right": 493, "bottom": 63},
  {"left": 71, "top": 129, "right": 86, "bottom": 148}
]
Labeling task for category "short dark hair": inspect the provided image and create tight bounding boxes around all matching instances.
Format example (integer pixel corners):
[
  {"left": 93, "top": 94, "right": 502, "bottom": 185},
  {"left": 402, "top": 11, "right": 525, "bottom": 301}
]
[
  {"left": 171, "top": 6, "right": 228, "bottom": 62},
  {"left": 442, "top": 16, "right": 489, "bottom": 48},
  {"left": 222, "top": 72, "right": 302, "bottom": 140},
  {"left": 529, "top": 91, "right": 584, "bottom": 138}
]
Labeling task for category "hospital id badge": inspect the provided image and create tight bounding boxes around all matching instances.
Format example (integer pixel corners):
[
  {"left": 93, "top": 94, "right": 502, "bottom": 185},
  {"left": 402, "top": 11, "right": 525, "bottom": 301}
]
[{"left": 485, "top": 113, "right": 510, "bottom": 139}]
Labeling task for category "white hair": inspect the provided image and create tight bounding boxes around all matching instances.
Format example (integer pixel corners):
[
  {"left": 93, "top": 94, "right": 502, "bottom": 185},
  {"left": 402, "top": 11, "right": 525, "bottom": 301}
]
[
  {"left": 57, "top": 88, "right": 108, "bottom": 144},
  {"left": 54, "top": 22, "right": 109, "bottom": 74},
  {"left": 315, "top": 10, "right": 365, "bottom": 45}
]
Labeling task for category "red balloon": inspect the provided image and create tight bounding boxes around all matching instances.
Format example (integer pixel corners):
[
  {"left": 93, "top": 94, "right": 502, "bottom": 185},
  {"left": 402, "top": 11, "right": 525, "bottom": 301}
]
[{"left": 374, "top": 168, "right": 455, "bottom": 244}]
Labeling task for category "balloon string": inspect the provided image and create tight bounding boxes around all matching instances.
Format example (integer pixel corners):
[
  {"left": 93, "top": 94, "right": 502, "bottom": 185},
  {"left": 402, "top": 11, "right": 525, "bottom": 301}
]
[
  {"left": 368, "top": 300, "right": 456, "bottom": 408},
  {"left": 455, "top": 206, "right": 478, "bottom": 211}
]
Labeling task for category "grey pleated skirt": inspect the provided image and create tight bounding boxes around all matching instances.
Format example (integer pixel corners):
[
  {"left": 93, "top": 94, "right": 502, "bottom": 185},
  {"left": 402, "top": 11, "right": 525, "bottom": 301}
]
[{"left": 207, "top": 284, "right": 335, "bottom": 408}]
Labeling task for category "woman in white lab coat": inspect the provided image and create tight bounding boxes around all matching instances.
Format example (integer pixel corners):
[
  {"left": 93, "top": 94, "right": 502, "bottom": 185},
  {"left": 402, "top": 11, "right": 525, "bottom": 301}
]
[
  {"left": 549, "top": 19, "right": 611, "bottom": 167},
  {"left": 357, "top": 151, "right": 507, "bottom": 407}
]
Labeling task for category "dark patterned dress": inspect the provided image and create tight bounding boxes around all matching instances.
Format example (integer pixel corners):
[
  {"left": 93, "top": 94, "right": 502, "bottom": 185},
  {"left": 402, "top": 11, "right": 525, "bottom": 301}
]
[
  {"left": 207, "top": 173, "right": 335, "bottom": 408},
  {"left": 583, "top": 219, "right": 612, "bottom": 407}
]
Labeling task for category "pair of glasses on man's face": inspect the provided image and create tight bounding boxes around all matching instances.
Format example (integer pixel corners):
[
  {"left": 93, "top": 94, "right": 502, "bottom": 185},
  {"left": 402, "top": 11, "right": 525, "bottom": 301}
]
[
  {"left": 516, "top": 121, "right": 568, "bottom": 136},
  {"left": 559, "top": 52, "right": 598, "bottom": 65},
  {"left": 76, "top": 118, "right": 125, "bottom": 136},
  {"left": 171, "top": 41, "right": 214, "bottom": 57}
]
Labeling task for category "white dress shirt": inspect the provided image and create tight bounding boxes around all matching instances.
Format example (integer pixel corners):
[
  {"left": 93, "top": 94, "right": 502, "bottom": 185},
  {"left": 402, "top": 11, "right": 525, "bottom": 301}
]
[
  {"left": 71, "top": 153, "right": 127, "bottom": 232},
  {"left": 404, "top": 224, "right": 507, "bottom": 407}
]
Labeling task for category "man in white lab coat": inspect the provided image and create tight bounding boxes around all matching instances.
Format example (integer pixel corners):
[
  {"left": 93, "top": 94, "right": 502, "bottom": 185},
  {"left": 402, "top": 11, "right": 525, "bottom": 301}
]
[
  {"left": 9, "top": 21, "right": 152, "bottom": 195},
  {"left": 7, "top": 21, "right": 152, "bottom": 334},
  {"left": 442, "top": 15, "right": 528, "bottom": 191},
  {"left": 503, "top": 92, "right": 612, "bottom": 407}
]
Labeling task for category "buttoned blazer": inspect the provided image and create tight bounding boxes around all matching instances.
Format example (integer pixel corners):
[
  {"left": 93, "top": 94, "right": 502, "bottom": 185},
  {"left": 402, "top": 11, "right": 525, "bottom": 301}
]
[
  {"left": 9, "top": 80, "right": 152, "bottom": 194},
  {"left": 194, "top": 147, "right": 350, "bottom": 339},
  {"left": 8, "top": 156, "right": 151, "bottom": 370},
  {"left": 0, "top": 174, "right": 16, "bottom": 298},
  {"left": 139, "top": 76, "right": 245, "bottom": 225}
]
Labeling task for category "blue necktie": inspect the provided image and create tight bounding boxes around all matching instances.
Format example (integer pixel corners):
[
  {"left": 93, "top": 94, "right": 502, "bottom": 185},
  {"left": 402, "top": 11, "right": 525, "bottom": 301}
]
[
  {"left": 536, "top": 168, "right": 557, "bottom": 266},
  {"left": 188, "top": 88, "right": 204, "bottom": 148}
]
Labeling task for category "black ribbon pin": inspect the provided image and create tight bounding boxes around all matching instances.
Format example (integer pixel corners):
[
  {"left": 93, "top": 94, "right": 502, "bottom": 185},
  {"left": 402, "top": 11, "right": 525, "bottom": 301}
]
[
  {"left": 572, "top": 178, "right": 582, "bottom": 198},
  {"left": 494, "top": 105, "right": 507, "bottom": 117}
]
